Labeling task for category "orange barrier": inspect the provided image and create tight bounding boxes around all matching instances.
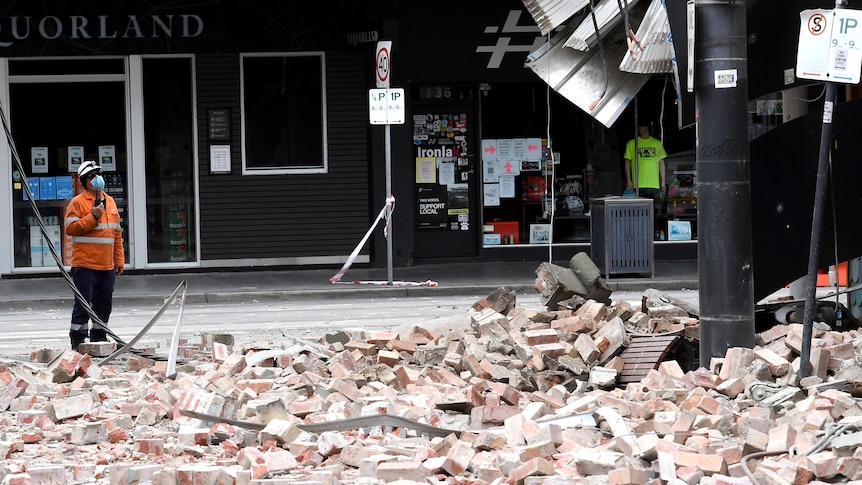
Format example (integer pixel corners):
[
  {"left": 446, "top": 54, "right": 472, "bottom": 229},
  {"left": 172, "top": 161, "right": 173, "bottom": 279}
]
[{"left": 816, "top": 261, "right": 847, "bottom": 287}]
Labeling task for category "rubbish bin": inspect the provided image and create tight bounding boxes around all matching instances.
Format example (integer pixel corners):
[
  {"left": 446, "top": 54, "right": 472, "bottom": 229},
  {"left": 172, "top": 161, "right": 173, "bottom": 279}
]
[{"left": 590, "top": 196, "right": 654, "bottom": 278}]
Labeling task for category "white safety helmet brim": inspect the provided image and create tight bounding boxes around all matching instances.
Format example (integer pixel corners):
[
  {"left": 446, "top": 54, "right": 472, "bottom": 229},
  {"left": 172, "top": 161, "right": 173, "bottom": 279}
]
[{"left": 77, "top": 160, "right": 102, "bottom": 181}]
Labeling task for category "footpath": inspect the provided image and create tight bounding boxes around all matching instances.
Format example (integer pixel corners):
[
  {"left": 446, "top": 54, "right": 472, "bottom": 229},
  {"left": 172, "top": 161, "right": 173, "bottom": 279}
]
[{"left": 0, "top": 259, "right": 699, "bottom": 310}]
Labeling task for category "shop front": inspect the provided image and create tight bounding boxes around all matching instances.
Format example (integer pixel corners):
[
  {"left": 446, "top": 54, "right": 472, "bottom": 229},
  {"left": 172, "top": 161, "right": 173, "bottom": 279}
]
[
  {"left": 0, "top": 2, "right": 377, "bottom": 276},
  {"left": 1, "top": 0, "right": 703, "bottom": 277},
  {"left": 5, "top": 56, "right": 196, "bottom": 273},
  {"left": 375, "top": 0, "right": 699, "bottom": 266}
]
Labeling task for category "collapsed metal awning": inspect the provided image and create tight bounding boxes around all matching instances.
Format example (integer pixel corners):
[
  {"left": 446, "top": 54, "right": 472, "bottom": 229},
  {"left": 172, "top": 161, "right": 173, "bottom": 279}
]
[
  {"left": 564, "top": 0, "right": 643, "bottom": 51},
  {"left": 522, "top": 0, "right": 679, "bottom": 128}
]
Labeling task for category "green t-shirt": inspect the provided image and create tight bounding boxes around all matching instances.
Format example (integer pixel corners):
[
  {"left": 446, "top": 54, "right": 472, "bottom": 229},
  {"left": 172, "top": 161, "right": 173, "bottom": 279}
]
[{"left": 624, "top": 136, "right": 667, "bottom": 189}]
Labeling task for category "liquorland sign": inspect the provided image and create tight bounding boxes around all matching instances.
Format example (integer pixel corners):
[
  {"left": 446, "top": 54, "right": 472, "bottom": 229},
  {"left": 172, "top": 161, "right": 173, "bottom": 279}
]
[
  {"left": 0, "top": 14, "right": 204, "bottom": 47},
  {"left": 0, "top": 2, "right": 368, "bottom": 55}
]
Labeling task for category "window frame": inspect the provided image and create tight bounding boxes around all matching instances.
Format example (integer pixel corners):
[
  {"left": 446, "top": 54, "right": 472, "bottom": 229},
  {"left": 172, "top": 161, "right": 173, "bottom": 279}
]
[{"left": 239, "top": 51, "right": 328, "bottom": 175}]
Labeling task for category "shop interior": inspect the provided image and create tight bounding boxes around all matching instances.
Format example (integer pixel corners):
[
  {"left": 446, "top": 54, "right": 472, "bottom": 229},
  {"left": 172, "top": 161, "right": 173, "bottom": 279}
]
[{"left": 479, "top": 77, "right": 696, "bottom": 246}]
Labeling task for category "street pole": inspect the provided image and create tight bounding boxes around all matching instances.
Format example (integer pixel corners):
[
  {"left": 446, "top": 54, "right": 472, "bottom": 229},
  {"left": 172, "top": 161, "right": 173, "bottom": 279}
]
[
  {"left": 801, "top": 0, "right": 846, "bottom": 378},
  {"left": 695, "top": 0, "right": 756, "bottom": 366},
  {"left": 385, "top": 123, "right": 394, "bottom": 285}
]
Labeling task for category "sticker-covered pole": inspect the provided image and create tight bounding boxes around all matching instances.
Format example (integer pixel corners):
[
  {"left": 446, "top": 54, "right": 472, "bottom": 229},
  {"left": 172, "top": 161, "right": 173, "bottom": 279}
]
[{"left": 695, "top": 0, "right": 756, "bottom": 366}]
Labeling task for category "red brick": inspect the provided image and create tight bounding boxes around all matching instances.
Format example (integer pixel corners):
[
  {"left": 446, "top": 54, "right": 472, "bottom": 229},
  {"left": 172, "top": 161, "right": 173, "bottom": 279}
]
[
  {"left": 134, "top": 438, "right": 164, "bottom": 456},
  {"left": 523, "top": 329, "right": 560, "bottom": 345},
  {"left": 367, "top": 331, "right": 398, "bottom": 347},
  {"left": 509, "top": 457, "right": 555, "bottom": 483},
  {"left": 375, "top": 349, "right": 401, "bottom": 366},
  {"left": 673, "top": 450, "right": 728, "bottom": 475},
  {"left": 374, "top": 461, "right": 426, "bottom": 482},
  {"left": 344, "top": 341, "right": 377, "bottom": 356},
  {"left": 235, "top": 379, "right": 274, "bottom": 393},
  {"left": 442, "top": 440, "right": 476, "bottom": 476}
]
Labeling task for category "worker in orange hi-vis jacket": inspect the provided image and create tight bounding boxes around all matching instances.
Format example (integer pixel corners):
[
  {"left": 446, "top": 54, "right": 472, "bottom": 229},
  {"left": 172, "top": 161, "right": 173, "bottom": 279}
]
[{"left": 64, "top": 160, "right": 124, "bottom": 351}]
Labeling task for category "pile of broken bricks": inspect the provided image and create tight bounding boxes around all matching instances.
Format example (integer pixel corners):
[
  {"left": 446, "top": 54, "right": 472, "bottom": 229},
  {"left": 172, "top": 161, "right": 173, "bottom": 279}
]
[{"left": 1, "top": 256, "right": 862, "bottom": 484}]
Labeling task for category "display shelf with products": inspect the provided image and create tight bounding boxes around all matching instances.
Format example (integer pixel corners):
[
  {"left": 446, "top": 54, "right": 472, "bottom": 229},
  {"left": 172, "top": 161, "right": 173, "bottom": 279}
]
[
  {"left": 523, "top": 201, "right": 591, "bottom": 243},
  {"left": 13, "top": 174, "right": 74, "bottom": 268},
  {"left": 660, "top": 152, "right": 697, "bottom": 240}
]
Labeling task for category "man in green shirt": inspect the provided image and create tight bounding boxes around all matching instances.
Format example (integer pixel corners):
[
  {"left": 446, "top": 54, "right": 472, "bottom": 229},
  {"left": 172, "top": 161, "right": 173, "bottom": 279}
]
[{"left": 624, "top": 122, "right": 667, "bottom": 203}]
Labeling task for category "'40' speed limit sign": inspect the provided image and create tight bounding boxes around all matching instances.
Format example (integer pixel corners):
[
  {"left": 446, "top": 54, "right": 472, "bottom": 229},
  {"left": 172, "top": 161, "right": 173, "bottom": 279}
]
[{"left": 376, "top": 41, "right": 391, "bottom": 88}]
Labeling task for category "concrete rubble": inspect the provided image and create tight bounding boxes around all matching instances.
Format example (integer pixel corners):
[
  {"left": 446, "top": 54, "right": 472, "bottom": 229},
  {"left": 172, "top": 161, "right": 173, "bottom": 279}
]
[{"left": 2, "top": 255, "right": 862, "bottom": 484}]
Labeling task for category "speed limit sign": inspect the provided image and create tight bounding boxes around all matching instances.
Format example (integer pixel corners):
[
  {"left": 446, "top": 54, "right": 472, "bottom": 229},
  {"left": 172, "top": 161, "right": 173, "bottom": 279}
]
[{"left": 376, "top": 41, "right": 391, "bottom": 88}]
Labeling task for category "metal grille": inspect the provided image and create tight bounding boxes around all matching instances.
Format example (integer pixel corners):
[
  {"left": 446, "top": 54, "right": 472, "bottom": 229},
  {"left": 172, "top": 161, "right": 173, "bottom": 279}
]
[
  {"left": 607, "top": 203, "right": 653, "bottom": 274},
  {"left": 591, "top": 197, "right": 654, "bottom": 277}
]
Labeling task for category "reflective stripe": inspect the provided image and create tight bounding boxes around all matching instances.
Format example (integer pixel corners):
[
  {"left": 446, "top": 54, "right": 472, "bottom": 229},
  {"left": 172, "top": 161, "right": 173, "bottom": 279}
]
[
  {"left": 65, "top": 218, "right": 120, "bottom": 229},
  {"left": 72, "top": 236, "right": 115, "bottom": 244}
]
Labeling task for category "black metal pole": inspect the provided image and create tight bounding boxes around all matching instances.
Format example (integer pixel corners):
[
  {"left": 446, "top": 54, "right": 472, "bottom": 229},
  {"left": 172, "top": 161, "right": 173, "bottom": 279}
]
[
  {"left": 801, "top": 5, "right": 843, "bottom": 376},
  {"left": 696, "top": 0, "right": 756, "bottom": 366}
]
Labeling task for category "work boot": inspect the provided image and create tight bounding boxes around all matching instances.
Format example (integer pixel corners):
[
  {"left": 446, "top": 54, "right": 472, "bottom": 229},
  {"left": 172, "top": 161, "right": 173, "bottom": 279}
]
[
  {"left": 69, "top": 330, "right": 88, "bottom": 352},
  {"left": 89, "top": 327, "right": 108, "bottom": 342}
]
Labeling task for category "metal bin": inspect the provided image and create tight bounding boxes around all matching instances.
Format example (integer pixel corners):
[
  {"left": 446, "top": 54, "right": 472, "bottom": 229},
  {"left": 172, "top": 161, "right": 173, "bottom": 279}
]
[{"left": 590, "top": 196, "right": 654, "bottom": 278}]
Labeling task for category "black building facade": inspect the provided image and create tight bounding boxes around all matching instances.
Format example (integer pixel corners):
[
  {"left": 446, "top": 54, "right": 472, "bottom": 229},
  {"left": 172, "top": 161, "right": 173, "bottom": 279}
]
[{"left": 1, "top": 0, "right": 695, "bottom": 277}]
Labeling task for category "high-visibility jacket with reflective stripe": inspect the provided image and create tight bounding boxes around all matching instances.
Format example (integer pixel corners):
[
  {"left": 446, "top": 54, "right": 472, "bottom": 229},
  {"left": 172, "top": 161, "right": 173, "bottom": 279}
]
[{"left": 64, "top": 191, "right": 125, "bottom": 271}]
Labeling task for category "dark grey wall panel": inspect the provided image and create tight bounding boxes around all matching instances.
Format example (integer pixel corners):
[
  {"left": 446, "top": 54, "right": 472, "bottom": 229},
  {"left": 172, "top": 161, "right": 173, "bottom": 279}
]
[{"left": 196, "top": 52, "right": 371, "bottom": 261}]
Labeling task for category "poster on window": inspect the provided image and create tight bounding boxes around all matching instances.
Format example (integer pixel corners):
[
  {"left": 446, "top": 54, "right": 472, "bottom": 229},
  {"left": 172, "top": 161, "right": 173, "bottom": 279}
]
[
  {"left": 31, "top": 146, "right": 48, "bottom": 173},
  {"left": 483, "top": 159, "right": 499, "bottom": 183},
  {"left": 98, "top": 145, "right": 117, "bottom": 171},
  {"left": 439, "top": 159, "right": 456, "bottom": 186},
  {"left": 526, "top": 137, "right": 543, "bottom": 161},
  {"left": 416, "top": 157, "right": 436, "bottom": 184},
  {"left": 416, "top": 184, "right": 448, "bottom": 229},
  {"left": 448, "top": 183, "right": 469, "bottom": 212},
  {"left": 499, "top": 175, "right": 516, "bottom": 198},
  {"left": 496, "top": 138, "right": 512, "bottom": 160},
  {"left": 484, "top": 183, "right": 500, "bottom": 207},
  {"left": 498, "top": 159, "right": 519, "bottom": 176},
  {"left": 481, "top": 139, "right": 497, "bottom": 162},
  {"left": 512, "top": 138, "right": 527, "bottom": 160},
  {"left": 67, "top": 146, "right": 84, "bottom": 174}
]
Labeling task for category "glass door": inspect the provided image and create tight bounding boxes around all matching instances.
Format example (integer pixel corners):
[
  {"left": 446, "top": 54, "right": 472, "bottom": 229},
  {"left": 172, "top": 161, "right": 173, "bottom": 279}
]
[
  {"left": 142, "top": 57, "right": 196, "bottom": 264},
  {"left": 9, "top": 60, "right": 128, "bottom": 269},
  {"left": 411, "top": 104, "right": 480, "bottom": 258}
]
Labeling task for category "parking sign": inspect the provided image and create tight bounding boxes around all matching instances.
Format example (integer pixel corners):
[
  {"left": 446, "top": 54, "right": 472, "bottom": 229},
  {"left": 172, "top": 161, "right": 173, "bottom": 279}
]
[{"left": 797, "top": 9, "right": 862, "bottom": 83}]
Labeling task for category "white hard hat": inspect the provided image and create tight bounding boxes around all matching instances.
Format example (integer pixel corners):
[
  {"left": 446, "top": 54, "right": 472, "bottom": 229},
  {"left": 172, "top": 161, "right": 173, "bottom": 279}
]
[{"left": 77, "top": 160, "right": 101, "bottom": 181}]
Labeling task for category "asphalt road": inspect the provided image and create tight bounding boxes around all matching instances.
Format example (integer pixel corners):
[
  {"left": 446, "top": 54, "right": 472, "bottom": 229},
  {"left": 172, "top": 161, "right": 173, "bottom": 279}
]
[{"left": 0, "top": 289, "right": 700, "bottom": 362}]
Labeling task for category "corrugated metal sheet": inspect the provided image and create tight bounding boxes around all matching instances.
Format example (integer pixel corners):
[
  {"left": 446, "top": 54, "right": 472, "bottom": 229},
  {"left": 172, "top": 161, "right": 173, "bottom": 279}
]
[
  {"left": 521, "top": 0, "right": 678, "bottom": 127},
  {"left": 522, "top": 0, "right": 589, "bottom": 36},
  {"left": 618, "top": 0, "right": 674, "bottom": 74},
  {"left": 564, "top": 0, "right": 642, "bottom": 51},
  {"left": 526, "top": 15, "right": 650, "bottom": 128}
]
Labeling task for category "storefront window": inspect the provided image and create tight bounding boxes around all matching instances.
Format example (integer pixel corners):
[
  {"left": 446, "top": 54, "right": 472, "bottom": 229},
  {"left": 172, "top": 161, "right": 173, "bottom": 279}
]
[
  {"left": 240, "top": 53, "right": 327, "bottom": 173},
  {"left": 143, "top": 57, "right": 196, "bottom": 263},
  {"left": 9, "top": 61, "right": 128, "bottom": 269}
]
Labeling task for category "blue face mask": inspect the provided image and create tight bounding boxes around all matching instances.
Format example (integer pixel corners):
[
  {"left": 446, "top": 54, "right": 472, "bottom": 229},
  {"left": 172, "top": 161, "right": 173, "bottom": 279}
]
[{"left": 90, "top": 174, "right": 105, "bottom": 191}]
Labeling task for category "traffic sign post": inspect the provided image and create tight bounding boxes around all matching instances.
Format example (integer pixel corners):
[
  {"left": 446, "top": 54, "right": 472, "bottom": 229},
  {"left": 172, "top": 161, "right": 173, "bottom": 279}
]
[
  {"left": 372, "top": 41, "right": 397, "bottom": 284},
  {"left": 796, "top": 2, "right": 852, "bottom": 378}
]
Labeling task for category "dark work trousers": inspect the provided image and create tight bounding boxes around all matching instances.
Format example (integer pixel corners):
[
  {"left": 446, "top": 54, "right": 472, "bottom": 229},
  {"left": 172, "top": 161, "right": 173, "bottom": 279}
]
[{"left": 70, "top": 267, "right": 116, "bottom": 335}]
